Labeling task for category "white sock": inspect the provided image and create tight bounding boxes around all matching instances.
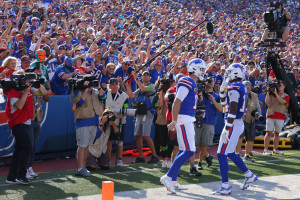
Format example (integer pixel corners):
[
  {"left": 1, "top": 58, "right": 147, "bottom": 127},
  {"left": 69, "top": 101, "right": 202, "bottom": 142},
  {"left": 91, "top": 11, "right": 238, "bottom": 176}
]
[
  {"left": 245, "top": 170, "right": 252, "bottom": 177},
  {"left": 78, "top": 168, "right": 83, "bottom": 171},
  {"left": 222, "top": 182, "right": 230, "bottom": 189}
]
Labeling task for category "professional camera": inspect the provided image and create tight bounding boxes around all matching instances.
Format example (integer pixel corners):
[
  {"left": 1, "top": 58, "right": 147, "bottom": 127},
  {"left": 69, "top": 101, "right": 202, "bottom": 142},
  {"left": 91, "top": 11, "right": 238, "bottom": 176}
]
[
  {"left": 195, "top": 105, "right": 206, "bottom": 126},
  {"left": 267, "top": 81, "right": 280, "bottom": 94},
  {"left": 107, "top": 115, "right": 116, "bottom": 122},
  {"left": 156, "top": 74, "right": 175, "bottom": 93},
  {"left": 0, "top": 73, "right": 45, "bottom": 91},
  {"left": 264, "top": 1, "right": 284, "bottom": 32},
  {"left": 196, "top": 80, "right": 209, "bottom": 99},
  {"left": 251, "top": 110, "right": 264, "bottom": 121},
  {"left": 111, "top": 108, "right": 137, "bottom": 117},
  {"left": 68, "top": 75, "right": 99, "bottom": 90}
]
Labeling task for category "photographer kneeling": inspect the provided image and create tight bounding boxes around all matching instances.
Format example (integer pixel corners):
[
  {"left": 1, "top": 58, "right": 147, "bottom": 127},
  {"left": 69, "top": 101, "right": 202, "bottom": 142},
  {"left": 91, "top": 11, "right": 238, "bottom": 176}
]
[
  {"left": 86, "top": 109, "right": 119, "bottom": 171},
  {"left": 72, "top": 79, "right": 106, "bottom": 176},
  {"left": 125, "top": 71, "right": 159, "bottom": 164},
  {"left": 264, "top": 80, "right": 289, "bottom": 155},
  {"left": 235, "top": 81, "right": 262, "bottom": 162}
]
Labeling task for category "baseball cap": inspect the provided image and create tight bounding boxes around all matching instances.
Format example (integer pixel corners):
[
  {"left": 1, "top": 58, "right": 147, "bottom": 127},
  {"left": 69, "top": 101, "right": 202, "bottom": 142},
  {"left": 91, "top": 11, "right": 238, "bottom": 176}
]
[
  {"left": 21, "top": 55, "right": 31, "bottom": 62},
  {"left": 109, "top": 78, "right": 118, "bottom": 84},
  {"left": 243, "top": 81, "right": 252, "bottom": 87},
  {"left": 142, "top": 71, "right": 150, "bottom": 76},
  {"left": 123, "top": 58, "right": 131, "bottom": 63}
]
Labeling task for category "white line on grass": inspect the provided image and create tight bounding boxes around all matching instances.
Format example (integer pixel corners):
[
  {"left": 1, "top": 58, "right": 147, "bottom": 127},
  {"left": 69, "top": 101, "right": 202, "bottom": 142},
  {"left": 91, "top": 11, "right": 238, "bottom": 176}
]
[{"left": 0, "top": 157, "right": 299, "bottom": 187}]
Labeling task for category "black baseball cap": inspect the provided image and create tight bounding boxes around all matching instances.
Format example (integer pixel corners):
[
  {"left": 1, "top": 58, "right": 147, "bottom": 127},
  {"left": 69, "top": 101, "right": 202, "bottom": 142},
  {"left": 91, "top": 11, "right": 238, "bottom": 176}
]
[{"left": 109, "top": 78, "right": 118, "bottom": 84}]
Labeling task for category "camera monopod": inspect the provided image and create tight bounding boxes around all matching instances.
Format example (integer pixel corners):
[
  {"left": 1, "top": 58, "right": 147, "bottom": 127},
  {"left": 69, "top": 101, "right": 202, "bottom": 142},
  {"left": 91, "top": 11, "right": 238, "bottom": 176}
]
[{"left": 123, "top": 18, "right": 214, "bottom": 83}]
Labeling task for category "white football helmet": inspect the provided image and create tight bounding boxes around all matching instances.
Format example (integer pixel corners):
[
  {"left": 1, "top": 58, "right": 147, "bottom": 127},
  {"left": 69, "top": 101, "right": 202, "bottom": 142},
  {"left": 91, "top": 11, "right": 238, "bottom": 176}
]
[
  {"left": 187, "top": 58, "right": 207, "bottom": 80},
  {"left": 225, "top": 63, "right": 246, "bottom": 82}
]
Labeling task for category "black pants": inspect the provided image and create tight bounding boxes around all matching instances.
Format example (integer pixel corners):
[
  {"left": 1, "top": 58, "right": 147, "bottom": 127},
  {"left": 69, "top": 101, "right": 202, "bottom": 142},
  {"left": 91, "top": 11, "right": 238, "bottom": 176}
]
[
  {"left": 157, "top": 124, "right": 172, "bottom": 158},
  {"left": 27, "top": 120, "right": 41, "bottom": 168},
  {"left": 7, "top": 124, "right": 33, "bottom": 180}
]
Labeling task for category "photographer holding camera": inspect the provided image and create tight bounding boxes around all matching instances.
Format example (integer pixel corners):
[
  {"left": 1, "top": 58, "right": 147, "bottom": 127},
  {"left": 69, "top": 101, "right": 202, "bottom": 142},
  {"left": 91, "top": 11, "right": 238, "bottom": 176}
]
[
  {"left": 235, "top": 81, "right": 262, "bottom": 162},
  {"left": 86, "top": 109, "right": 119, "bottom": 171},
  {"left": 50, "top": 57, "right": 79, "bottom": 95},
  {"left": 72, "top": 78, "right": 106, "bottom": 176},
  {"left": 125, "top": 71, "right": 159, "bottom": 164},
  {"left": 264, "top": 80, "right": 290, "bottom": 155},
  {"left": 105, "top": 78, "right": 129, "bottom": 167},
  {"left": 195, "top": 77, "right": 222, "bottom": 170},
  {"left": 261, "top": 1, "right": 291, "bottom": 42},
  {"left": 5, "top": 80, "right": 48, "bottom": 185}
]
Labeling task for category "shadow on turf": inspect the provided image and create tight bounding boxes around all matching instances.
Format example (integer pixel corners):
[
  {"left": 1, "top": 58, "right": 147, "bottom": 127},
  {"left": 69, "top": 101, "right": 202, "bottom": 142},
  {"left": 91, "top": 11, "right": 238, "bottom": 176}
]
[{"left": 0, "top": 177, "right": 78, "bottom": 200}]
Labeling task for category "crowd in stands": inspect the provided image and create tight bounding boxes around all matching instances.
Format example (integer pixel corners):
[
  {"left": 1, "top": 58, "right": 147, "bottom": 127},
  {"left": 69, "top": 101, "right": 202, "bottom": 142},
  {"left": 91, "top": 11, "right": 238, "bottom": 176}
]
[{"left": 0, "top": 0, "right": 298, "bottom": 95}]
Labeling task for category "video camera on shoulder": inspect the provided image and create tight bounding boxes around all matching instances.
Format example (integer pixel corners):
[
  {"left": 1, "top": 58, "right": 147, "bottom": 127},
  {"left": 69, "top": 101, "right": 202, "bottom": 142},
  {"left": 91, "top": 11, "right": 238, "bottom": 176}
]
[
  {"left": 0, "top": 72, "right": 45, "bottom": 91},
  {"left": 156, "top": 74, "right": 175, "bottom": 93},
  {"left": 68, "top": 74, "right": 99, "bottom": 91},
  {"left": 267, "top": 80, "right": 280, "bottom": 95}
]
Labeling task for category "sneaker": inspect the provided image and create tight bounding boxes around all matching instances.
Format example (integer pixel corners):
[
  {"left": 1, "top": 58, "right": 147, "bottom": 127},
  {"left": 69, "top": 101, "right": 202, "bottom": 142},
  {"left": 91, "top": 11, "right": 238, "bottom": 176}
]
[
  {"left": 26, "top": 171, "right": 33, "bottom": 180},
  {"left": 147, "top": 156, "right": 159, "bottom": 164},
  {"left": 190, "top": 167, "right": 202, "bottom": 176},
  {"left": 243, "top": 155, "right": 254, "bottom": 162},
  {"left": 135, "top": 157, "right": 145, "bottom": 163},
  {"left": 86, "top": 166, "right": 97, "bottom": 171},
  {"left": 273, "top": 149, "right": 284, "bottom": 155},
  {"left": 167, "top": 160, "right": 172, "bottom": 168},
  {"left": 16, "top": 178, "right": 30, "bottom": 185},
  {"left": 205, "top": 155, "right": 213, "bottom": 167},
  {"left": 162, "top": 160, "right": 167, "bottom": 168},
  {"left": 172, "top": 181, "right": 188, "bottom": 190},
  {"left": 6, "top": 178, "right": 18, "bottom": 185},
  {"left": 249, "top": 151, "right": 254, "bottom": 156},
  {"left": 236, "top": 153, "right": 241, "bottom": 157},
  {"left": 117, "top": 159, "right": 124, "bottom": 167},
  {"left": 160, "top": 175, "right": 176, "bottom": 194},
  {"left": 28, "top": 167, "right": 38, "bottom": 177},
  {"left": 242, "top": 173, "right": 258, "bottom": 190},
  {"left": 263, "top": 149, "right": 272, "bottom": 156},
  {"left": 198, "top": 162, "right": 203, "bottom": 170},
  {"left": 76, "top": 168, "right": 92, "bottom": 177},
  {"left": 212, "top": 186, "right": 232, "bottom": 195}
]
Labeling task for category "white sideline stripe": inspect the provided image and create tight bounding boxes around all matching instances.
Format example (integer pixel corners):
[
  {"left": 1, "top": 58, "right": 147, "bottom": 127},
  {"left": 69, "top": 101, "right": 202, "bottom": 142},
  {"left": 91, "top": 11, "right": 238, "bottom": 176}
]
[
  {"left": 104, "top": 168, "right": 158, "bottom": 175},
  {"left": 0, "top": 157, "right": 299, "bottom": 187}
]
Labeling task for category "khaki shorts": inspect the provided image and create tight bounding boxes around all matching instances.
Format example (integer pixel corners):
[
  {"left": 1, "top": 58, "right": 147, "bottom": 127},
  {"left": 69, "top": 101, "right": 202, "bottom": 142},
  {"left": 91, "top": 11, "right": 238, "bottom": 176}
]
[
  {"left": 195, "top": 124, "right": 215, "bottom": 146},
  {"left": 266, "top": 118, "right": 284, "bottom": 133},
  {"left": 76, "top": 126, "right": 97, "bottom": 148}
]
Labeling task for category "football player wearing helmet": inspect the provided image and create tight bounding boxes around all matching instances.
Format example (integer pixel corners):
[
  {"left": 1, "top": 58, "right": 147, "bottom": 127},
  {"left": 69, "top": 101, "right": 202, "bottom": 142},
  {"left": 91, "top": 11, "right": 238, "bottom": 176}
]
[
  {"left": 160, "top": 58, "right": 207, "bottom": 194},
  {"left": 213, "top": 63, "right": 258, "bottom": 195}
]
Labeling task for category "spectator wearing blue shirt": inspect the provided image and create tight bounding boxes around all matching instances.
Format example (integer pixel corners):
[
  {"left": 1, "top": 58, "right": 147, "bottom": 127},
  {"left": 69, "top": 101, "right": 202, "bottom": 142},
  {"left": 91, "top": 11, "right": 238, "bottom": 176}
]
[
  {"left": 195, "top": 78, "right": 222, "bottom": 170},
  {"left": 114, "top": 58, "right": 136, "bottom": 91},
  {"left": 214, "top": 66, "right": 226, "bottom": 93},
  {"left": 50, "top": 57, "right": 79, "bottom": 95},
  {"left": 101, "top": 66, "right": 116, "bottom": 92},
  {"left": 103, "top": 45, "right": 119, "bottom": 66}
]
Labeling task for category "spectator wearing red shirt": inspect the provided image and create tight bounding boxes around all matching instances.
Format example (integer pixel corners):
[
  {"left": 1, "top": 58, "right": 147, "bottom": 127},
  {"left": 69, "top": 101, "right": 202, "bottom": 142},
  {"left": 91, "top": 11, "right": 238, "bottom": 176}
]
[
  {"left": 0, "top": 56, "right": 17, "bottom": 79},
  {"left": 264, "top": 80, "right": 290, "bottom": 156}
]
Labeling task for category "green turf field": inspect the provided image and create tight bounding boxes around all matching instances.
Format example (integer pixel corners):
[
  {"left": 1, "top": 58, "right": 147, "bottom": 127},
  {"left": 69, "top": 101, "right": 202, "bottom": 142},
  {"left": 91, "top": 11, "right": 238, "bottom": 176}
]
[{"left": 1, "top": 150, "right": 300, "bottom": 200}]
